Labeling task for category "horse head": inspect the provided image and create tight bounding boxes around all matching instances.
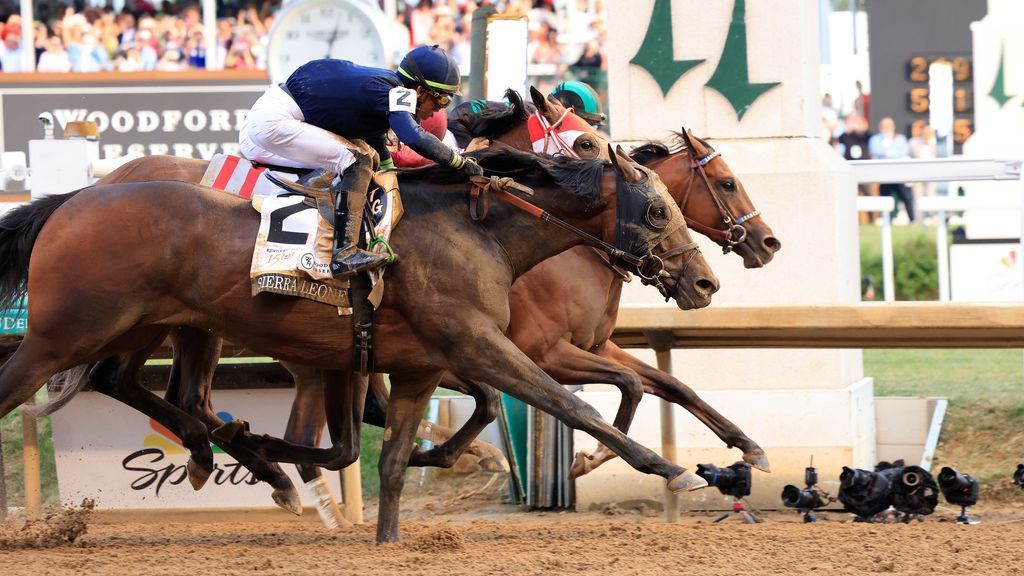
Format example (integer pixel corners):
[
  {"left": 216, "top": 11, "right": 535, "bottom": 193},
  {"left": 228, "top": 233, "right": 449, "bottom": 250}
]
[
  {"left": 606, "top": 144, "right": 718, "bottom": 309},
  {"left": 631, "top": 129, "right": 781, "bottom": 268},
  {"left": 525, "top": 85, "right": 608, "bottom": 161}
]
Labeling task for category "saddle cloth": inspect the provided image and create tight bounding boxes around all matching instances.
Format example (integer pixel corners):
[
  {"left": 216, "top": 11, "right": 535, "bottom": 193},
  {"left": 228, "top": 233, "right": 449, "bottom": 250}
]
[{"left": 199, "top": 154, "right": 403, "bottom": 311}]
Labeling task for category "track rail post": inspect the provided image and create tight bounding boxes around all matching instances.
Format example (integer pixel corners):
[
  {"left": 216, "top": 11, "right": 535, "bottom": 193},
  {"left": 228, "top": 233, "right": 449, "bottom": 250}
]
[{"left": 645, "top": 330, "right": 679, "bottom": 523}]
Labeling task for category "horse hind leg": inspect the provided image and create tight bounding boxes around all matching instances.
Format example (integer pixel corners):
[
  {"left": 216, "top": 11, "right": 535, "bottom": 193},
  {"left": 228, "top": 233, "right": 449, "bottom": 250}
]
[
  {"left": 0, "top": 337, "right": 70, "bottom": 419},
  {"left": 173, "top": 328, "right": 302, "bottom": 515},
  {"left": 88, "top": 351, "right": 217, "bottom": 490},
  {"left": 281, "top": 360, "right": 348, "bottom": 526}
]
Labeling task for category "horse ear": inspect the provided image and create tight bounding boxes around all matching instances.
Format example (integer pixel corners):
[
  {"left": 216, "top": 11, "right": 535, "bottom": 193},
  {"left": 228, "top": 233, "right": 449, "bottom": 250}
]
[
  {"left": 529, "top": 85, "right": 548, "bottom": 112},
  {"left": 610, "top": 144, "right": 642, "bottom": 183}
]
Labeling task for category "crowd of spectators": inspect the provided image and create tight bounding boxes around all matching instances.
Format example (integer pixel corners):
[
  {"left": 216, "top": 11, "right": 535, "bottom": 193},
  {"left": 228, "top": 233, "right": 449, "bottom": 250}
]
[
  {"left": 0, "top": 0, "right": 607, "bottom": 82},
  {"left": 0, "top": 1, "right": 275, "bottom": 72}
]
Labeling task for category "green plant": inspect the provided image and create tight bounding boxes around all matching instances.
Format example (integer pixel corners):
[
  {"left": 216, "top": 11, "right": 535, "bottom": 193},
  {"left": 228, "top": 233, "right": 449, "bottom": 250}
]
[{"left": 860, "top": 224, "right": 941, "bottom": 301}]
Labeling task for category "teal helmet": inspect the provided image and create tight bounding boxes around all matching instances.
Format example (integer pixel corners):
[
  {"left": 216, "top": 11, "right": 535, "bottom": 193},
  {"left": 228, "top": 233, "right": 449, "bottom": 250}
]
[
  {"left": 398, "top": 45, "right": 462, "bottom": 95},
  {"left": 550, "top": 81, "right": 606, "bottom": 126}
]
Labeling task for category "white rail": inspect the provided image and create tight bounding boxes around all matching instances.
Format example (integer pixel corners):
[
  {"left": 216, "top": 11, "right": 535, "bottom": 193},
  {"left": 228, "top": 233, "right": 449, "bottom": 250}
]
[{"left": 851, "top": 157, "right": 1024, "bottom": 302}]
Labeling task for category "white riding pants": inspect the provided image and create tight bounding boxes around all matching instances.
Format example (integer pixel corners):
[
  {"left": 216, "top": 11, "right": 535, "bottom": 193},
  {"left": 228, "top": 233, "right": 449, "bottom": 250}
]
[{"left": 239, "top": 83, "right": 357, "bottom": 175}]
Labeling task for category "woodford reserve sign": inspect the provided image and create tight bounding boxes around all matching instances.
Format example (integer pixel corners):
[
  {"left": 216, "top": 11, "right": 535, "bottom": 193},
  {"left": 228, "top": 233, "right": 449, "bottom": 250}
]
[{"left": 0, "top": 71, "right": 269, "bottom": 160}]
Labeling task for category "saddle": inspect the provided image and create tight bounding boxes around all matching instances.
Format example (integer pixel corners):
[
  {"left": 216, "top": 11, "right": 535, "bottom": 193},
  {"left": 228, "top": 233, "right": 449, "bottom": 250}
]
[{"left": 201, "top": 154, "right": 401, "bottom": 375}]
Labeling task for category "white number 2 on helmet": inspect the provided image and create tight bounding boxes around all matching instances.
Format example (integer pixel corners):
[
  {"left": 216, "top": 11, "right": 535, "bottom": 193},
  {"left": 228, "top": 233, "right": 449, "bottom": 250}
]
[{"left": 389, "top": 87, "right": 417, "bottom": 114}]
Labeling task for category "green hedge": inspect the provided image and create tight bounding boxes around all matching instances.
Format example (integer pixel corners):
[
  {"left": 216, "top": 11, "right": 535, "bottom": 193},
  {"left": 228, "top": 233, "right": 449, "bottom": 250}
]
[{"left": 860, "top": 224, "right": 941, "bottom": 301}]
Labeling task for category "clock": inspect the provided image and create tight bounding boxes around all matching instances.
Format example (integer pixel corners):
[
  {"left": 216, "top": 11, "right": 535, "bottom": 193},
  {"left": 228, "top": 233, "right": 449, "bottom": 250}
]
[{"left": 267, "top": 0, "right": 391, "bottom": 84}]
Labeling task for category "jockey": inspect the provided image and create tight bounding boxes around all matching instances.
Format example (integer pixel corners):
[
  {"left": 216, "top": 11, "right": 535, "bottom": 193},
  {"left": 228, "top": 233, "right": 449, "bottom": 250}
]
[
  {"left": 549, "top": 81, "right": 606, "bottom": 129},
  {"left": 239, "top": 45, "right": 484, "bottom": 277}
]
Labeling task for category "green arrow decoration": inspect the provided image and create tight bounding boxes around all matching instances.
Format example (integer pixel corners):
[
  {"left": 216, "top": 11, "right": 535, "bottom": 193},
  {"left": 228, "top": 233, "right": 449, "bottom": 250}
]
[
  {"left": 705, "top": 0, "right": 780, "bottom": 120},
  {"left": 988, "top": 42, "right": 1013, "bottom": 108},
  {"left": 630, "top": 0, "right": 704, "bottom": 97}
]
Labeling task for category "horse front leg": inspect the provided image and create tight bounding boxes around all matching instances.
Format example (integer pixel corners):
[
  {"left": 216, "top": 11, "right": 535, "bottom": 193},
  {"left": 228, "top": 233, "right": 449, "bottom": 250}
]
[
  {"left": 407, "top": 373, "right": 505, "bottom": 472},
  {"left": 442, "top": 326, "right": 706, "bottom": 494},
  {"left": 530, "top": 339, "right": 644, "bottom": 478},
  {"left": 599, "top": 341, "right": 770, "bottom": 472},
  {"left": 377, "top": 369, "right": 443, "bottom": 544},
  {"left": 366, "top": 373, "right": 508, "bottom": 473}
]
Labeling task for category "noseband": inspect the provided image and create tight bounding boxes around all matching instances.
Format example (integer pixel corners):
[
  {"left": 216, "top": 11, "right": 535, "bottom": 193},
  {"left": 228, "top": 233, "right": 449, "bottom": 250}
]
[{"left": 677, "top": 130, "right": 761, "bottom": 254}]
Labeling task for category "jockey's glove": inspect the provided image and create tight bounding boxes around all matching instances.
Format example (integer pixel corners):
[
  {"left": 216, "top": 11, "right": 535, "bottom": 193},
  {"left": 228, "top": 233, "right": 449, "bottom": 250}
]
[{"left": 455, "top": 155, "right": 484, "bottom": 178}]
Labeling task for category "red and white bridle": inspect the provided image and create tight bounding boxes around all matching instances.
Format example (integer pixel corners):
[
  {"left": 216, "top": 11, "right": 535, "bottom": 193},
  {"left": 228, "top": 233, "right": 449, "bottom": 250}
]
[{"left": 527, "top": 108, "right": 592, "bottom": 159}]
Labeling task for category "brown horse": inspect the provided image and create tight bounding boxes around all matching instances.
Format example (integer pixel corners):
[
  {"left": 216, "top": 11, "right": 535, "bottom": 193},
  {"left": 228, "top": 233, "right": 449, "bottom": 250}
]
[
  {"left": 58, "top": 91, "right": 777, "bottom": 512},
  {"left": 0, "top": 145, "right": 717, "bottom": 542},
  {"left": 35, "top": 89, "right": 777, "bottom": 516}
]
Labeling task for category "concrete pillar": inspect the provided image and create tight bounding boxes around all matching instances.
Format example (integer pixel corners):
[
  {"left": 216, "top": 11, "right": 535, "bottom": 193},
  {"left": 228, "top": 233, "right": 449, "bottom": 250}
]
[
  {"left": 961, "top": 1, "right": 1024, "bottom": 243},
  {"left": 574, "top": 0, "right": 870, "bottom": 509}
]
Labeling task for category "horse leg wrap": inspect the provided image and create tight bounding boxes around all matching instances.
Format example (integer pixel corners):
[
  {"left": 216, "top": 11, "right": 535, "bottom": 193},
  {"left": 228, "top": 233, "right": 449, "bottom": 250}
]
[{"left": 303, "top": 476, "right": 350, "bottom": 529}]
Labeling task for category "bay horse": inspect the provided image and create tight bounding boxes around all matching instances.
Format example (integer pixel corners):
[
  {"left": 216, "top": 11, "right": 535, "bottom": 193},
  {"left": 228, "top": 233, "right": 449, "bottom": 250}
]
[
  {"left": 29, "top": 88, "right": 779, "bottom": 517},
  {"left": 0, "top": 145, "right": 718, "bottom": 543},
  {"left": 36, "top": 89, "right": 779, "bottom": 516}
]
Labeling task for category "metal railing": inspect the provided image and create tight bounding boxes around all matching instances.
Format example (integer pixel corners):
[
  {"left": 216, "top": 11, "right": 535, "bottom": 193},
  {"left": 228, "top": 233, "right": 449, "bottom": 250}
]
[{"left": 851, "top": 157, "right": 1024, "bottom": 302}]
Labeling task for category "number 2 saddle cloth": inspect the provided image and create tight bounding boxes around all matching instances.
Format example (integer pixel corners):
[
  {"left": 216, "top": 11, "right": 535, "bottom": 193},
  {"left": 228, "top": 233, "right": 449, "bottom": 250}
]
[{"left": 200, "top": 154, "right": 402, "bottom": 313}]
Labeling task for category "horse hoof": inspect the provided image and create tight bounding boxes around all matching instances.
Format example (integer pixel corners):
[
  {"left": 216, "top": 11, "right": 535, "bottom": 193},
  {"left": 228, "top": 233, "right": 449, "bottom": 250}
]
[
  {"left": 211, "top": 419, "right": 248, "bottom": 443},
  {"left": 273, "top": 487, "right": 303, "bottom": 516},
  {"left": 667, "top": 470, "right": 708, "bottom": 493},
  {"left": 477, "top": 455, "right": 510, "bottom": 474},
  {"left": 186, "top": 458, "right": 212, "bottom": 491},
  {"left": 569, "top": 451, "right": 594, "bottom": 479},
  {"left": 743, "top": 449, "right": 771, "bottom": 473}
]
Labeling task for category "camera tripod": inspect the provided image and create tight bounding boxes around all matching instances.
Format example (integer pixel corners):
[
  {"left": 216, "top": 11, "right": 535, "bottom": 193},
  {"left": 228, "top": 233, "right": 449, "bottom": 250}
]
[{"left": 713, "top": 498, "right": 760, "bottom": 524}]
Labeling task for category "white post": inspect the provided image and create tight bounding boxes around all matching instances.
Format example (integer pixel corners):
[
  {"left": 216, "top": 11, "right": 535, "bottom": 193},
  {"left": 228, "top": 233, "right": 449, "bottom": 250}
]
[
  {"left": 1020, "top": 167, "right": 1024, "bottom": 301},
  {"left": 202, "top": 0, "right": 219, "bottom": 70},
  {"left": 384, "top": 0, "right": 397, "bottom": 21},
  {"left": 19, "top": 0, "right": 34, "bottom": 72},
  {"left": 937, "top": 210, "right": 950, "bottom": 301},
  {"left": 881, "top": 210, "right": 895, "bottom": 302}
]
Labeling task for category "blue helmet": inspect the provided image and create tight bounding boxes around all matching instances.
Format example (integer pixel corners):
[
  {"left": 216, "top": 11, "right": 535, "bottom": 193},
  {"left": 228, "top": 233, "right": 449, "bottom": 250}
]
[{"left": 398, "top": 45, "right": 461, "bottom": 95}]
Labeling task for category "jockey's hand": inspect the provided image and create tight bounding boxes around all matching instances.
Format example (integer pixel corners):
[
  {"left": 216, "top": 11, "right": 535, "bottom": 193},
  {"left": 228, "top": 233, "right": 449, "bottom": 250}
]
[{"left": 459, "top": 156, "right": 484, "bottom": 178}]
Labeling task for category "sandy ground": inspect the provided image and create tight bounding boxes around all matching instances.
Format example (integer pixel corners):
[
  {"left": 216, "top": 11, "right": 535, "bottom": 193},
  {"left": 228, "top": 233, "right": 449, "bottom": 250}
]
[{"left": 3, "top": 489, "right": 1024, "bottom": 576}]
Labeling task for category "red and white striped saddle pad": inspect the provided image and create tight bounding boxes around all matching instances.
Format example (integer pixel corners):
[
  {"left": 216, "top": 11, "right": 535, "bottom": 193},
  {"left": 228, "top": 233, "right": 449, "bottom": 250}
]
[{"left": 200, "top": 154, "right": 296, "bottom": 198}]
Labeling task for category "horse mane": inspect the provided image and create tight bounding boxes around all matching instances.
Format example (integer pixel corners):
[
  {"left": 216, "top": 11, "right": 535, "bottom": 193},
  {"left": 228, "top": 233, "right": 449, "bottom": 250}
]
[
  {"left": 399, "top": 144, "right": 605, "bottom": 201},
  {"left": 462, "top": 88, "right": 534, "bottom": 140},
  {"left": 628, "top": 131, "right": 716, "bottom": 165}
]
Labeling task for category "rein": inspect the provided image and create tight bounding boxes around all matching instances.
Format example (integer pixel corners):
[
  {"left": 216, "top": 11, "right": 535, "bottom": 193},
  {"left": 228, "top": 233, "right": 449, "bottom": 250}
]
[
  {"left": 676, "top": 129, "right": 761, "bottom": 254},
  {"left": 469, "top": 175, "right": 696, "bottom": 296}
]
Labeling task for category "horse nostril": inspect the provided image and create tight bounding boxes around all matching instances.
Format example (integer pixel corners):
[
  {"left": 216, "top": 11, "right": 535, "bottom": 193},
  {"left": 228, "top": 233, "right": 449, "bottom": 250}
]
[
  {"left": 763, "top": 236, "right": 782, "bottom": 252},
  {"left": 695, "top": 277, "right": 719, "bottom": 295}
]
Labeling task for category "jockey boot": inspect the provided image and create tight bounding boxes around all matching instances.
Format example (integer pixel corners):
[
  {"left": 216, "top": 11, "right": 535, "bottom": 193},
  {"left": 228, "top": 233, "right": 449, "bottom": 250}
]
[{"left": 331, "top": 156, "right": 389, "bottom": 277}]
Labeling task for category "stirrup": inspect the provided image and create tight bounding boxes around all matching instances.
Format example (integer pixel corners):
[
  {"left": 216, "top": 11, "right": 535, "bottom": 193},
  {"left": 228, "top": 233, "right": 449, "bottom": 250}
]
[
  {"left": 330, "top": 248, "right": 389, "bottom": 277},
  {"left": 368, "top": 236, "right": 398, "bottom": 263}
]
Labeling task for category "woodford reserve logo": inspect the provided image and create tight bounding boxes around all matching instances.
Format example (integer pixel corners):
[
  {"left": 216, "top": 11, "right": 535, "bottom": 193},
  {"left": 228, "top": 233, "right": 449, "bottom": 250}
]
[
  {"left": 48, "top": 107, "right": 249, "bottom": 160},
  {"left": 121, "top": 414, "right": 260, "bottom": 496},
  {"left": 0, "top": 83, "right": 265, "bottom": 161}
]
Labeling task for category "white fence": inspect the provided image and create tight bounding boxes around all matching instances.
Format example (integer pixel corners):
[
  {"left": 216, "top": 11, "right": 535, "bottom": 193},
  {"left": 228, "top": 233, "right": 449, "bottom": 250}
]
[{"left": 851, "top": 157, "right": 1024, "bottom": 302}]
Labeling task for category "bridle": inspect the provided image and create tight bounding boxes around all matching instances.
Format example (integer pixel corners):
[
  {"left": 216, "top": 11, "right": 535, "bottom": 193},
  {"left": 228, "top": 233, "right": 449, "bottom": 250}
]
[
  {"left": 469, "top": 171, "right": 699, "bottom": 300},
  {"left": 676, "top": 128, "right": 761, "bottom": 255},
  {"left": 531, "top": 109, "right": 586, "bottom": 159}
]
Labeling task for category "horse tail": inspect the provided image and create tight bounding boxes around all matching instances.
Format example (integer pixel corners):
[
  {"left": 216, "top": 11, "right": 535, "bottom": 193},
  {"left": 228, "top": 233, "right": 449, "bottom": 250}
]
[
  {"left": 0, "top": 192, "right": 80, "bottom": 312},
  {"left": 23, "top": 364, "right": 91, "bottom": 418}
]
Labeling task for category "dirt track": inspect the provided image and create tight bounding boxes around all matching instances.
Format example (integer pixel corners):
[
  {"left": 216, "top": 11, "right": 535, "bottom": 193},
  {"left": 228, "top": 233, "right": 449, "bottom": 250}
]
[{"left": 3, "top": 502, "right": 1024, "bottom": 576}]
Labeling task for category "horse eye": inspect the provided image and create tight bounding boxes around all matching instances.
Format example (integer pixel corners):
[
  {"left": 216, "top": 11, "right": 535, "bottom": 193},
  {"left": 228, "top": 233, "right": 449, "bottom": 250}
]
[
  {"left": 721, "top": 179, "right": 736, "bottom": 192},
  {"left": 581, "top": 140, "right": 594, "bottom": 149}
]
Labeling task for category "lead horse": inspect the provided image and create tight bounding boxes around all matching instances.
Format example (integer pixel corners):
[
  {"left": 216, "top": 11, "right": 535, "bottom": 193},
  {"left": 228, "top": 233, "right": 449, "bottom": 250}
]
[
  {"left": 38, "top": 88, "right": 779, "bottom": 516},
  {"left": 0, "top": 145, "right": 717, "bottom": 542}
]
